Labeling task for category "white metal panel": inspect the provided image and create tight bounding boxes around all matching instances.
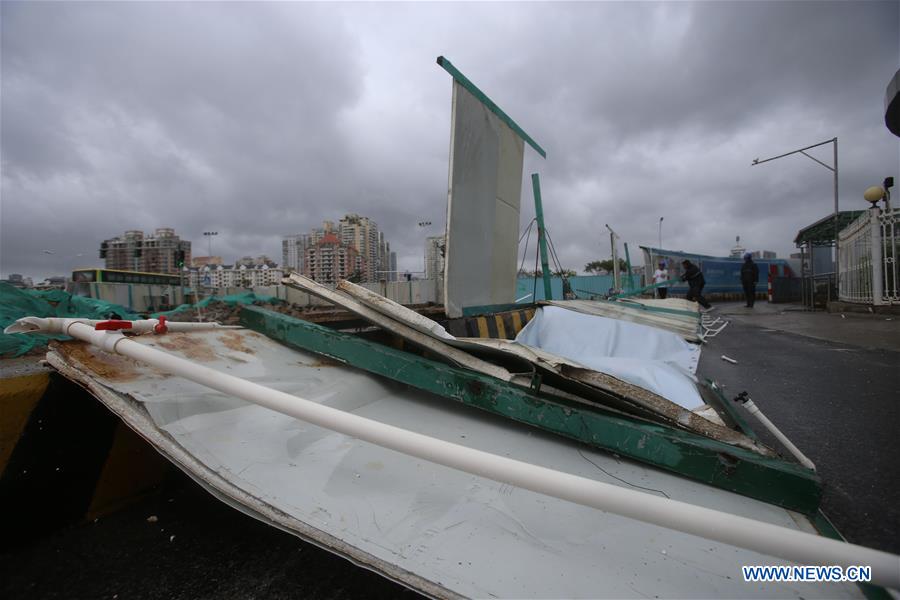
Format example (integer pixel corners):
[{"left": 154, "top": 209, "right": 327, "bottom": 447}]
[
  {"left": 48, "top": 332, "right": 862, "bottom": 599},
  {"left": 516, "top": 306, "right": 705, "bottom": 410},
  {"left": 443, "top": 81, "right": 524, "bottom": 317}
]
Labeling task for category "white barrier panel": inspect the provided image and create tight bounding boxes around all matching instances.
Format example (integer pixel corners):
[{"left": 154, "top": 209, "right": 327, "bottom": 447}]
[{"left": 443, "top": 79, "right": 525, "bottom": 317}]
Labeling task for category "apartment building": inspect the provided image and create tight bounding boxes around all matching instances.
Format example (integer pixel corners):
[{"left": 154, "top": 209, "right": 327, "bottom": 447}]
[
  {"left": 303, "top": 232, "right": 364, "bottom": 284},
  {"left": 339, "top": 214, "right": 385, "bottom": 282},
  {"left": 101, "top": 228, "right": 191, "bottom": 274},
  {"left": 189, "top": 263, "right": 284, "bottom": 289}
]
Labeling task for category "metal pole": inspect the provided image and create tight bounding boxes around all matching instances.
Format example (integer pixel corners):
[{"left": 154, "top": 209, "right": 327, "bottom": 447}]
[
  {"left": 833, "top": 138, "right": 839, "bottom": 298},
  {"left": 658, "top": 217, "right": 663, "bottom": 251},
  {"left": 809, "top": 241, "right": 816, "bottom": 311},
  {"left": 531, "top": 174, "right": 553, "bottom": 301},
  {"left": 871, "top": 207, "right": 884, "bottom": 305},
  {"left": 624, "top": 243, "right": 633, "bottom": 290},
  {"left": 800, "top": 245, "right": 806, "bottom": 309},
  {"left": 606, "top": 225, "right": 620, "bottom": 293}
]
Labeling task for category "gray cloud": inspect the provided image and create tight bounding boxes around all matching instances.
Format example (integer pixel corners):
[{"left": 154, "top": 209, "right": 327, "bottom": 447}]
[{"left": 2, "top": 1, "right": 898, "bottom": 282}]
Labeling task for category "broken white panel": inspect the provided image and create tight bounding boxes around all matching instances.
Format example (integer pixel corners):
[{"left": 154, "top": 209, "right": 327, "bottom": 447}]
[
  {"left": 47, "top": 332, "right": 863, "bottom": 599},
  {"left": 443, "top": 80, "right": 525, "bottom": 318},
  {"left": 515, "top": 306, "right": 705, "bottom": 410}
]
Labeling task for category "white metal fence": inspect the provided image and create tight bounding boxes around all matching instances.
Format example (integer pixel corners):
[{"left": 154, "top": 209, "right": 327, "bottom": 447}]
[{"left": 838, "top": 207, "right": 900, "bottom": 305}]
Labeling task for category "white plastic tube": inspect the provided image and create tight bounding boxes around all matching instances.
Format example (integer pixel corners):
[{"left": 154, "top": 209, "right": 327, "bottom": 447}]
[
  {"left": 4, "top": 316, "right": 239, "bottom": 336},
  {"left": 744, "top": 399, "right": 817, "bottom": 471},
  {"left": 10, "top": 316, "right": 900, "bottom": 590}
]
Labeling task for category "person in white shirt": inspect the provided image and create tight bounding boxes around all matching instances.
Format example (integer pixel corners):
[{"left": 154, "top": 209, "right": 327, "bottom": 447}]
[{"left": 652, "top": 261, "right": 669, "bottom": 299}]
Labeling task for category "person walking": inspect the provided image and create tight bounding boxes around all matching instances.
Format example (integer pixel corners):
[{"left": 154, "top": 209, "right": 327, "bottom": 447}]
[
  {"left": 652, "top": 261, "right": 669, "bottom": 299},
  {"left": 681, "top": 259, "right": 712, "bottom": 310},
  {"left": 741, "top": 252, "right": 759, "bottom": 307}
]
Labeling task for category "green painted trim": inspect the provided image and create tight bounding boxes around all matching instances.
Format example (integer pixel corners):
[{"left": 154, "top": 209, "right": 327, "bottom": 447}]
[
  {"left": 242, "top": 306, "right": 822, "bottom": 513},
  {"left": 462, "top": 302, "right": 529, "bottom": 317},
  {"left": 812, "top": 511, "right": 891, "bottom": 600},
  {"left": 437, "top": 56, "right": 546, "bottom": 158},
  {"left": 531, "top": 174, "right": 553, "bottom": 301},
  {"left": 704, "top": 379, "right": 760, "bottom": 441}
]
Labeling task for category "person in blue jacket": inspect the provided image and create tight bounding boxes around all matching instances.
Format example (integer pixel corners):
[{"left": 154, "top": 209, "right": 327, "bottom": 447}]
[
  {"left": 681, "top": 259, "right": 712, "bottom": 310},
  {"left": 741, "top": 253, "right": 760, "bottom": 307}
]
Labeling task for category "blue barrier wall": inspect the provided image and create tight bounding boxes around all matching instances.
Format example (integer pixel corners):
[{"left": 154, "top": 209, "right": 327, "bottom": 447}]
[{"left": 641, "top": 247, "right": 795, "bottom": 296}]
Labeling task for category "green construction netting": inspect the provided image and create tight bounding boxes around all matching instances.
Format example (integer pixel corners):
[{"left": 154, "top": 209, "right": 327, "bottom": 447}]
[
  {"left": 150, "top": 291, "right": 283, "bottom": 317},
  {"left": 1, "top": 285, "right": 283, "bottom": 357},
  {"left": 0, "top": 283, "right": 140, "bottom": 357}
]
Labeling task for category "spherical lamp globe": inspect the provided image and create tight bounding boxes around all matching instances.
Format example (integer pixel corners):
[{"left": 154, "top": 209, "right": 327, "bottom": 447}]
[{"left": 863, "top": 186, "right": 885, "bottom": 205}]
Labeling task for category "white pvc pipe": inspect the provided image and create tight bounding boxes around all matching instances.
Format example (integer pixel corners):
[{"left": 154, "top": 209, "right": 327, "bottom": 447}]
[
  {"left": 744, "top": 399, "right": 817, "bottom": 471},
  {"left": 4, "top": 317, "right": 239, "bottom": 336},
  {"left": 11, "top": 317, "right": 899, "bottom": 590}
]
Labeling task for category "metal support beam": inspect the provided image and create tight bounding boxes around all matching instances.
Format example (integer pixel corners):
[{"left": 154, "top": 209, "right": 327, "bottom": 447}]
[
  {"left": 241, "top": 306, "right": 822, "bottom": 514},
  {"left": 624, "top": 243, "right": 634, "bottom": 290},
  {"left": 531, "top": 174, "right": 553, "bottom": 301}
]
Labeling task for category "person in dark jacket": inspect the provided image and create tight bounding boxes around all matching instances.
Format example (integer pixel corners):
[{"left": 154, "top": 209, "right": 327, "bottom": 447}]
[
  {"left": 681, "top": 260, "right": 712, "bottom": 310},
  {"left": 741, "top": 253, "right": 759, "bottom": 307}
]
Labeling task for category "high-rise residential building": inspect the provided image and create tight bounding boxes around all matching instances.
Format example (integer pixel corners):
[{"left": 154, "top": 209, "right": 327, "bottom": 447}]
[
  {"left": 425, "top": 235, "right": 446, "bottom": 281},
  {"left": 282, "top": 234, "right": 311, "bottom": 273},
  {"left": 339, "top": 214, "right": 383, "bottom": 282},
  {"left": 287, "top": 216, "right": 391, "bottom": 282},
  {"left": 101, "top": 228, "right": 191, "bottom": 274},
  {"left": 389, "top": 251, "right": 397, "bottom": 282},
  {"left": 304, "top": 232, "right": 364, "bottom": 284}
]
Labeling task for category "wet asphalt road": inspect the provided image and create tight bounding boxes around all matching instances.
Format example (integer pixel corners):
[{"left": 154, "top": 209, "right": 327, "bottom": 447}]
[
  {"left": 2, "top": 305, "right": 898, "bottom": 598},
  {"left": 698, "top": 308, "right": 900, "bottom": 555}
]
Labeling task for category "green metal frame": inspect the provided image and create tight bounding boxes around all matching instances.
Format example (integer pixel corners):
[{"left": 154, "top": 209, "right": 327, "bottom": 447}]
[
  {"left": 437, "top": 56, "right": 547, "bottom": 158},
  {"left": 241, "top": 306, "right": 822, "bottom": 513},
  {"left": 531, "top": 174, "right": 553, "bottom": 302}
]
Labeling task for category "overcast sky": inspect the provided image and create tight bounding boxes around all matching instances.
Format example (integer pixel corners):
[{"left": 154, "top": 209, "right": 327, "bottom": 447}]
[{"left": 2, "top": 1, "right": 898, "bottom": 281}]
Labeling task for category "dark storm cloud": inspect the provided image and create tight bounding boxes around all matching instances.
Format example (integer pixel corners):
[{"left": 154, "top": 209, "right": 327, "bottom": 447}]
[
  {"left": 2, "top": 1, "right": 365, "bottom": 276},
  {"left": 2, "top": 1, "right": 898, "bottom": 281}
]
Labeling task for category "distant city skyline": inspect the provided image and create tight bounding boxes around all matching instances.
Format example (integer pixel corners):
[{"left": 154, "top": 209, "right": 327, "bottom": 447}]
[{"left": 3, "top": 2, "right": 897, "bottom": 282}]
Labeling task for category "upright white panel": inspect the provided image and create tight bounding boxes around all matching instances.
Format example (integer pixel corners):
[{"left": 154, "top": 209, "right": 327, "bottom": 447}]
[{"left": 443, "top": 81, "right": 525, "bottom": 317}]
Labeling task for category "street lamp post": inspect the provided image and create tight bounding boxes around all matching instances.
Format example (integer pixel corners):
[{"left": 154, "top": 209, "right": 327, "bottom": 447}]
[
  {"left": 752, "top": 137, "right": 839, "bottom": 287},
  {"left": 658, "top": 216, "right": 664, "bottom": 251}
]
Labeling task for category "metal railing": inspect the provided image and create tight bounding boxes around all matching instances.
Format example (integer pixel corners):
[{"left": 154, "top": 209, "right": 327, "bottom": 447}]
[{"left": 838, "top": 207, "right": 900, "bottom": 305}]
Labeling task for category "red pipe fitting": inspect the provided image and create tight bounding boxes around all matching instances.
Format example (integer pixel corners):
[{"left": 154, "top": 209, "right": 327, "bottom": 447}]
[{"left": 154, "top": 315, "right": 169, "bottom": 334}]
